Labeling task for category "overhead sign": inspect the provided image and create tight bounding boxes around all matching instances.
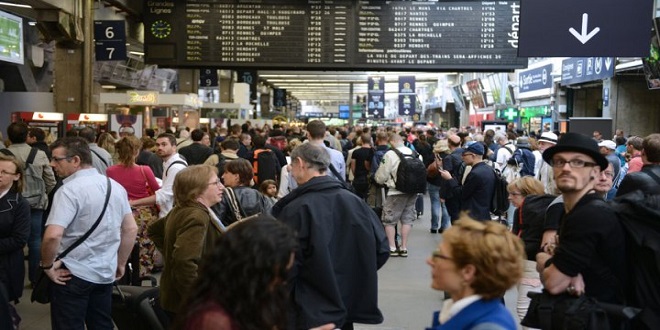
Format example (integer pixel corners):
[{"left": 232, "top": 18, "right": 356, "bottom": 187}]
[
  {"left": 561, "top": 57, "right": 614, "bottom": 85},
  {"left": 0, "top": 10, "right": 24, "bottom": 65},
  {"left": 398, "top": 95, "right": 416, "bottom": 116},
  {"left": 518, "top": 0, "right": 654, "bottom": 56},
  {"left": 273, "top": 89, "right": 287, "bottom": 108},
  {"left": 519, "top": 64, "right": 553, "bottom": 93},
  {"left": 368, "top": 76, "right": 385, "bottom": 118},
  {"left": 199, "top": 68, "right": 218, "bottom": 87},
  {"left": 127, "top": 91, "right": 159, "bottom": 105},
  {"left": 237, "top": 70, "right": 258, "bottom": 102},
  {"left": 144, "top": 1, "right": 526, "bottom": 71},
  {"left": 94, "top": 20, "right": 127, "bottom": 61}
]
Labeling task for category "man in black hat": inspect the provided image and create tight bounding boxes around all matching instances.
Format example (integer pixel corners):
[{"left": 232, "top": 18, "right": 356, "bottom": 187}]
[{"left": 536, "top": 133, "right": 626, "bottom": 305}]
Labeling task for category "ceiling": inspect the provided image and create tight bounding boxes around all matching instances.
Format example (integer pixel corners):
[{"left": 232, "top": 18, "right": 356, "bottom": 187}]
[{"left": 3, "top": 0, "right": 458, "bottom": 104}]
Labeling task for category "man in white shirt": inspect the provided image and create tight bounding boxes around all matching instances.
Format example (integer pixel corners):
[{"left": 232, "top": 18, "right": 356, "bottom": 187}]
[{"left": 131, "top": 133, "right": 187, "bottom": 217}]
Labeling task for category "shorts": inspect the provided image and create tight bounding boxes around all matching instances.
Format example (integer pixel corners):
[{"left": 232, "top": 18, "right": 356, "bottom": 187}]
[{"left": 381, "top": 194, "right": 417, "bottom": 226}]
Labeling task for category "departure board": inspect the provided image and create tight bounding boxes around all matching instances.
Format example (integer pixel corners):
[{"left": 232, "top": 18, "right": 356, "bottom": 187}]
[{"left": 144, "top": 0, "right": 526, "bottom": 71}]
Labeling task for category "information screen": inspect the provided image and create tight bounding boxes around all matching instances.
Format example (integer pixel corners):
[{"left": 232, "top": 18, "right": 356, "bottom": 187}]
[{"left": 144, "top": 0, "right": 526, "bottom": 71}]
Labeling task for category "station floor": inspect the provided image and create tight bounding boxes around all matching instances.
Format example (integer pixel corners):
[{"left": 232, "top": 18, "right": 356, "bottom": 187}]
[{"left": 15, "top": 194, "right": 520, "bottom": 330}]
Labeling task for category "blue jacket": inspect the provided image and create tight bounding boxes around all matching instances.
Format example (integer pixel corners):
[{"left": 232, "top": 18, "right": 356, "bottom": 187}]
[{"left": 426, "top": 299, "right": 516, "bottom": 330}]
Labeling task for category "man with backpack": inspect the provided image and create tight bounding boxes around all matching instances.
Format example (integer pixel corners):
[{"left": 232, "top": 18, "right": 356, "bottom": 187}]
[
  {"left": 439, "top": 142, "right": 495, "bottom": 221},
  {"left": 6, "top": 122, "right": 56, "bottom": 286},
  {"left": 374, "top": 133, "right": 425, "bottom": 257},
  {"left": 616, "top": 133, "right": 660, "bottom": 196},
  {"left": 507, "top": 137, "right": 537, "bottom": 177},
  {"left": 204, "top": 138, "right": 240, "bottom": 181},
  {"left": 535, "top": 133, "right": 626, "bottom": 309},
  {"left": 439, "top": 134, "right": 465, "bottom": 222},
  {"left": 250, "top": 135, "right": 280, "bottom": 185},
  {"left": 79, "top": 127, "right": 113, "bottom": 174}
]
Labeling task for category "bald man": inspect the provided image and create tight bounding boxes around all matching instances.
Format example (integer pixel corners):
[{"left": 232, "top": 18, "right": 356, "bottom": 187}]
[{"left": 440, "top": 134, "right": 465, "bottom": 222}]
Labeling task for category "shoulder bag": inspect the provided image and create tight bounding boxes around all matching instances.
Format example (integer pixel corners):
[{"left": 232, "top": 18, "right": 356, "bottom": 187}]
[
  {"left": 224, "top": 187, "right": 261, "bottom": 230},
  {"left": 31, "top": 178, "right": 112, "bottom": 304}
]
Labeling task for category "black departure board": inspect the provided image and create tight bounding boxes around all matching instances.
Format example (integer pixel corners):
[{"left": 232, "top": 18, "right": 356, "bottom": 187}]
[{"left": 144, "top": 0, "right": 526, "bottom": 71}]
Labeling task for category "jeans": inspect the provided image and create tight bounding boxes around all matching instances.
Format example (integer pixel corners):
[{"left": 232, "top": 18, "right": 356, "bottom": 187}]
[
  {"left": 28, "top": 208, "right": 44, "bottom": 284},
  {"left": 428, "top": 183, "right": 451, "bottom": 230},
  {"left": 50, "top": 275, "right": 114, "bottom": 330}
]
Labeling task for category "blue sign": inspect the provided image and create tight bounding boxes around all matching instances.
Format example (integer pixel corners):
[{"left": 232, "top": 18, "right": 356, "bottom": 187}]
[
  {"left": 398, "top": 95, "right": 416, "bottom": 116},
  {"left": 561, "top": 57, "right": 614, "bottom": 85},
  {"left": 94, "top": 21, "right": 127, "bottom": 61},
  {"left": 518, "top": 0, "right": 654, "bottom": 56},
  {"left": 603, "top": 87, "right": 609, "bottom": 106},
  {"left": 237, "top": 70, "right": 258, "bottom": 102},
  {"left": 199, "top": 68, "right": 218, "bottom": 87},
  {"left": 398, "top": 76, "right": 415, "bottom": 94},
  {"left": 518, "top": 64, "right": 553, "bottom": 93},
  {"left": 368, "top": 76, "right": 385, "bottom": 118}
]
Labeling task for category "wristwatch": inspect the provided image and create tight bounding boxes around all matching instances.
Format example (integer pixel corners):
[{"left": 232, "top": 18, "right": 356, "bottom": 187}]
[{"left": 39, "top": 261, "right": 53, "bottom": 270}]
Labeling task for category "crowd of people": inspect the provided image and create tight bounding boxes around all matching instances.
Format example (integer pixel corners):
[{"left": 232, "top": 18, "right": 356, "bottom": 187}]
[{"left": 0, "top": 118, "right": 658, "bottom": 330}]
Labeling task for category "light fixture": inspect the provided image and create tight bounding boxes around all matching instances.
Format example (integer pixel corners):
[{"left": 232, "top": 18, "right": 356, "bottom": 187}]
[
  {"left": 28, "top": 21, "right": 36, "bottom": 26},
  {"left": 0, "top": 2, "right": 32, "bottom": 8},
  {"left": 101, "top": 85, "right": 116, "bottom": 89},
  {"left": 129, "top": 51, "right": 144, "bottom": 56}
]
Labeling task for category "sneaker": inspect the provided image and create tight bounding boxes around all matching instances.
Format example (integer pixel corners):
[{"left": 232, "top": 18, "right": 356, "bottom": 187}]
[
  {"left": 430, "top": 229, "right": 438, "bottom": 234},
  {"left": 390, "top": 249, "right": 399, "bottom": 257},
  {"left": 399, "top": 249, "right": 408, "bottom": 257}
]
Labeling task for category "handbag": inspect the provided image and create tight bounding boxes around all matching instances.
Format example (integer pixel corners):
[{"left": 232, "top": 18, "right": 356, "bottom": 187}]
[
  {"left": 31, "top": 178, "right": 112, "bottom": 304},
  {"left": 521, "top": 291, "right": 641, "bottom": 330},
  {"left": 224, "top": 187, "right": 261, "bottom": 230}
]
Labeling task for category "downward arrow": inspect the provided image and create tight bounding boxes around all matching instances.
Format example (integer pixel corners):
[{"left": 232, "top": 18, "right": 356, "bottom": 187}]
[
  {"left": 605, "top": 57, "right": 612, "bottom": 70},
  {"left": 569, "top": 13, "right": 600, "bottom": 44}
]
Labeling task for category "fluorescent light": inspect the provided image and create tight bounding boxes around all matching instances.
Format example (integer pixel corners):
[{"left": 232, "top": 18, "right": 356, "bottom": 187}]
[
  {"left": 129, "top": 51, "right": 144, "bottom": 56},
  {"left": 101, "top": 85, "right": 116, "bottom": 89},
  {"left": 28, "top": 21, "right": 36, "bottom": 26},
  {"left": 0, "top": 2, "right": 32, "bottom": 8}
]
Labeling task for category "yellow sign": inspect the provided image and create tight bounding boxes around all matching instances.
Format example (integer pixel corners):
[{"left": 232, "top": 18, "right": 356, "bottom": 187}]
[{"left": 127, "top": 91, "right": 159, "bottom": 105}]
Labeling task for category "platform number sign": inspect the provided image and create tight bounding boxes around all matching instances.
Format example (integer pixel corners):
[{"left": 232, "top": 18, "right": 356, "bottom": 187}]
[
  {"left": 94, "top": 21, "right": 127, "bottom": 61},
  {"left": 274, "top": 89, "right": 287, "bottom": 108},
  {"left": 199, "top": 68, "right": 218, "bottom": 87},
  {"left": 238, "top": 70, "right": 258, "bottom": 102}
]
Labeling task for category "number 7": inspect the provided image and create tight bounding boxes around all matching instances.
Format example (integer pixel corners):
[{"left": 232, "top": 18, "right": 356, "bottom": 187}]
[{"left": 106, "top": 47, "right": 115, "bottom": 59}]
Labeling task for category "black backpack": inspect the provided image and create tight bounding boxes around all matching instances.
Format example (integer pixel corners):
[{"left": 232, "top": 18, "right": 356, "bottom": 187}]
[
  {"left": 491, "top": 168, "right": 510, "bottom": 217},
  {"left": 391, "top": 149, "right": 427, "bottom": 194},
  {"left": 253, "top": 149, "right": 278, "bottom": 185},
  {"left": 215, "top": 154, "right": 228, "bottom": 177},
  {"left": 609, "top": 190, "right": 660, "bottom": 328}
]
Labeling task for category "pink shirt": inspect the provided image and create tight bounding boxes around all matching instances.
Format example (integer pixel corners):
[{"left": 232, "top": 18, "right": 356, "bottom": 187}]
[
  {"left": 106, "top": 165, "right": 160, "bottom": 200},
  {"left": 628, "top": 154, "right": 643, "bottom": 173}
]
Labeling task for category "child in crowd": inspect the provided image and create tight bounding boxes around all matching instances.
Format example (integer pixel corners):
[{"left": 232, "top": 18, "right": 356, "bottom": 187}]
[{"left": 259, "top": 179, "right": 279, "bottom": 203}]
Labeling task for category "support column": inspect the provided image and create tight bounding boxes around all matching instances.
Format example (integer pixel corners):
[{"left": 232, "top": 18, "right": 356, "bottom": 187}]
[
  {"left": 82, "top": 0, "right": 93, "bottom": 113},
  {"left": 53, "top": 46, "right": 83, "bottom": 116}
]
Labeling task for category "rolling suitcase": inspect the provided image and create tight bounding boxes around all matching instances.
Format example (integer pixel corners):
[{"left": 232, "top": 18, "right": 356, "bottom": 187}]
[
  {"left": 117, "top": 241, "right": 158, "bottom": 286},
  {"left": 112, "top": 283, "right": 168, "bottom": 330}
]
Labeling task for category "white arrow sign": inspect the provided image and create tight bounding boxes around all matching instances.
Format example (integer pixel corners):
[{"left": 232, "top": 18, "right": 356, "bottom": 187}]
[
  {"left": 569, "top": 13, "right": 600, "bottom": 44},
  {"left": 605, "top": 57, "right": 612, "bottom": 71}
]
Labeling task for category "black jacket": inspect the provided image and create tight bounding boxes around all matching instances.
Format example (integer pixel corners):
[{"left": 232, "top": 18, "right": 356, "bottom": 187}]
[
  {"left": 616, "top": 164, "right": 660, "bottom": 197},
  {"left": 448, "top": 162, "right": 496, "bottom": 221},
  {"left": 0, "top": 191, "right": 30, "bottom": 302},
  {"left": 513, "top": 194, "right": 556, "bottom": 261},
  {"left": 211, "top": 186, "right": 273, "bottom": 227},
  {"left": 272, "top": 176, "right": 389, "bottom": 329},
  {"left": 137, "top": 150, "right": 163, "bottom": 179},
  {"left": 178, "top": 143, "right": 214, "bottom": 166}
]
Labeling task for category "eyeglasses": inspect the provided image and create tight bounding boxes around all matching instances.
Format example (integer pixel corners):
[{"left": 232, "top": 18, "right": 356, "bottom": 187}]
[
  {"left": 550, "top": 158, "right": 597, "bottom": 168},
  {"left": 432, "top": 250, "right": 453, "bottom": 261},
  {"left": 207, "top": 179, "right": 222, "bottom": 186},
  {"left": 601, "top": 171, "right": 615, "bottom": 179},
  {"left": 51, "top": 156, "right": 72, "bottom": 162},
  {"left": 0, "top": 170, "right": 17, "bottom": 176}
]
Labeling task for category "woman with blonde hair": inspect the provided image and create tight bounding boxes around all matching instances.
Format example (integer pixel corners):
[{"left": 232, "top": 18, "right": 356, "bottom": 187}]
[
  {"left": 148, "top": 165, "right": 225, "bottom": 320},
  {"left": 508, "top": 176, "right": 554, "bottom": 329},
  {"left": 97, "top": 132, "right": 118, "bottom": 164},
  {"left": 107, "top": 136, "right": 161, "bottom": 276},
  {"left": 427, "top": 217, "right": 524, "bottom": 329}
]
